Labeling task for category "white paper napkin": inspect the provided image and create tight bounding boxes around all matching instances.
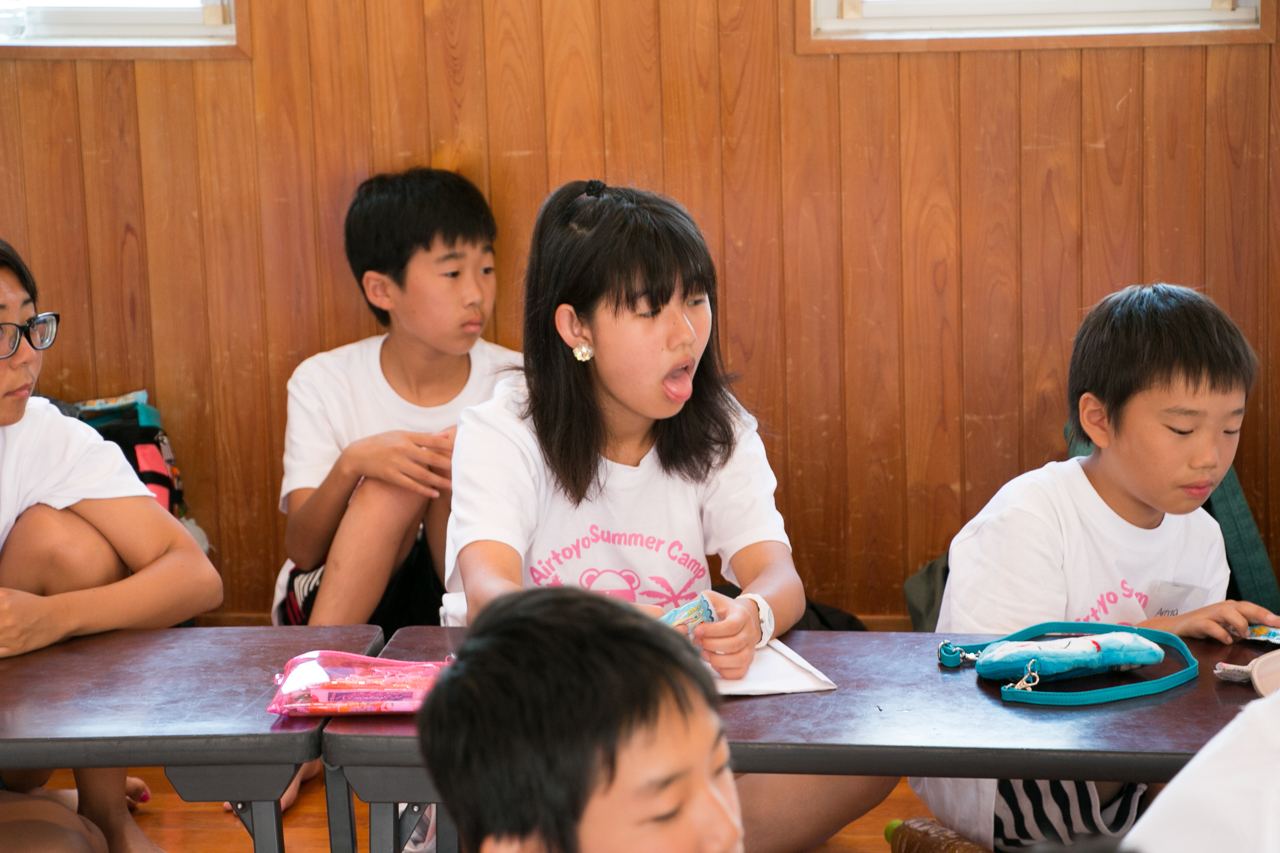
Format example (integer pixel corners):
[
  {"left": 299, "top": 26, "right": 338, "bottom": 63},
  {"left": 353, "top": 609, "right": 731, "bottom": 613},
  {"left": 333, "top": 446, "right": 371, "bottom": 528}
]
[{"left": 710, "top": 639, "right": 837, "bottom": 696}]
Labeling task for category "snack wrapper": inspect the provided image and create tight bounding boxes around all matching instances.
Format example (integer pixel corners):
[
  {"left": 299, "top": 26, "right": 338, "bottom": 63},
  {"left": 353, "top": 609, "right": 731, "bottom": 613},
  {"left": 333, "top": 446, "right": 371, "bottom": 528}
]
[
  {"left": 1245, "top": 625, "right": 1280, "bottom": 644},
  {"left": 266, "top": 650, "right": 448, "bottom": 716},
  {"left": 660, "top": 592, "right": 717, "bottom": 636}
]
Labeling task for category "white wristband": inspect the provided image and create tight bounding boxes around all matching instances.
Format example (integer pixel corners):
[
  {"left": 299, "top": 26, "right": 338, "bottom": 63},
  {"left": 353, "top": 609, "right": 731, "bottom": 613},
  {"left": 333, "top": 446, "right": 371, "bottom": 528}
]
[{"left": 739, "top": 593, "right": 774, "bottom": 649}]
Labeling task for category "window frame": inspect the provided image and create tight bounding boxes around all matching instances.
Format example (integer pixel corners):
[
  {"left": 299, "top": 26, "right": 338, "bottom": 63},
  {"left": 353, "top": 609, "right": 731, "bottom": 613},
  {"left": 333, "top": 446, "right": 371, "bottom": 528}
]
[
  {"left": 0, "top": 0, "right": 250, "bottom": 59},
  {"left": 796, "top": 0, "right": 1276, "bottom": 53}
]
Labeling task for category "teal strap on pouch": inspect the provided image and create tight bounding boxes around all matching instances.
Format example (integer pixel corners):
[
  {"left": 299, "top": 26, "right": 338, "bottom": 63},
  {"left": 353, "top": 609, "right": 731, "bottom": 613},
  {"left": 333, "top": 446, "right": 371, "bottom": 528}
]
[{"left": 937, "top": 621, "right": 1198, "bottom": 706}]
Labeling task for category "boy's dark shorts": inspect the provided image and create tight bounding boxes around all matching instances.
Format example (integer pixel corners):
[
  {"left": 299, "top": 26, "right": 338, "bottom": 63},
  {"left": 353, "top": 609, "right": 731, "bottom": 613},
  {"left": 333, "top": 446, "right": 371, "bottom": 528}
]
[{"left": 278, "top": 528, "right": 445, "bottom": 636}]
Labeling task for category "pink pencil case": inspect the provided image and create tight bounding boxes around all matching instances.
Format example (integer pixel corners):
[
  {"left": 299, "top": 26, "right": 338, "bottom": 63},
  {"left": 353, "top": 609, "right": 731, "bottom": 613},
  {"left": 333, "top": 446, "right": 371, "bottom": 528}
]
[{"left": 267, "top": 650, "right": 449, "bottom": 716}]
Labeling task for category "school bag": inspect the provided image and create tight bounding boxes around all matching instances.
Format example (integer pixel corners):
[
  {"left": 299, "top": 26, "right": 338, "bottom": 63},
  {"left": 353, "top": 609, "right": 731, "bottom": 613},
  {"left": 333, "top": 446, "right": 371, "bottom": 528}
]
[{"left": 75, "top": 391, "right": 189, "bottom": 519}]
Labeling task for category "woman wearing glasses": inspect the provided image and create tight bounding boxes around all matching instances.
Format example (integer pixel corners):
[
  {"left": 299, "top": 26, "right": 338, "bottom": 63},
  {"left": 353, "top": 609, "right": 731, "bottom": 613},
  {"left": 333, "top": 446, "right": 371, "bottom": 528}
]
[{"left": 0, "top": 238, "right": 222, "bottom": 853}]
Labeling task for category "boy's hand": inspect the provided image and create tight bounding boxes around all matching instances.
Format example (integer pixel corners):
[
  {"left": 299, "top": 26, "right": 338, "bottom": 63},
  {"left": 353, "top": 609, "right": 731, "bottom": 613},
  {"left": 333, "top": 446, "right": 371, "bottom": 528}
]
[
  {"left": 1140, "top": 599, "right": 1280, "bottom": 645},
  {"left": 339, "top": 427, "right": 455, "bottom": 498},
  {"left": 691, "top": 590, "right": 761, "bottom": 680},
  {"left": 0, "top": 588, "right": 65, "bottom": 658}
]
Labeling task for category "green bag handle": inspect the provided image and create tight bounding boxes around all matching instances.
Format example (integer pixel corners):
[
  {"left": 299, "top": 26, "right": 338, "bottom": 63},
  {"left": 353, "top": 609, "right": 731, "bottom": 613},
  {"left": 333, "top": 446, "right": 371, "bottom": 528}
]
[{"left": 938, "top": 622, "right": 1198, "bottom": 706}]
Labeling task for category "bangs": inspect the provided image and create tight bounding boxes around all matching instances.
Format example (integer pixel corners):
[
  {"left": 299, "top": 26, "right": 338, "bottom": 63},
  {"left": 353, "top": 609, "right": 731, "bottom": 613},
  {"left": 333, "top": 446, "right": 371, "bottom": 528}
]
[{"left": 590, "top": 206, "right": 715, "bottom": 315}]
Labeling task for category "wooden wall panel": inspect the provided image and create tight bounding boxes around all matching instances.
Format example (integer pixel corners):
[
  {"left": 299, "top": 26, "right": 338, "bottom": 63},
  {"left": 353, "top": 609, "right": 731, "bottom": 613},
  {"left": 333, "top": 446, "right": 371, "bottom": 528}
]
[
  {"left": 1020, "top": 51, "right": 1081, "bottom": 469},
  {"left": 0, "top": 62, "right": 28, "bottom": 257},
  {"left": 134, "top": 59, "right": 223, "bottom": 573},
  {"left": 193, "top": 60, "right": 275, "bottom": 615},
  {"left": 366, "top": 0, "right": 431, "bottom": 174},
  {"left": 1144, "top": 47, "right": 1206, "bottom": 288},
  {"left": 11, "top": 0, "right": 1280, "bottom": 617},
  {"left": 540, "top": 0, "right": 604, "bottom": 186},
  {"left": 1081, "top": 49, "right": 1143, "bottom": 307},
  {"left": 601, "top": 0, "right": 664, "bottom": 189},
  {"left": 840, "top": 53, "right": 906, "bottom": 614},
  {"left": 959, "top": 52, "right": 1021, "bottom": 516},
  {"left": 307, "top": 0, "right": 376, "bottom": 350},
  {"left": 76, "top": 61, "right": 155, "bottom": 399},
  {"left": 1205, "top": 45, "right": 1269, "bottom": 532},
  {"left": 778, "top": 0, "right": 846, "bottom": 605},
  {"left": 900, "top": 53, "right": 962, "bottom": 574},
  {"left": 718, "top": 0, "right": 788, "bottom": 520},
  {"left": 483, "top": 0, "right": 548, "bottom": 349},
  {"left": 17, "top": 61, "right": 96, "bottom": 403}
]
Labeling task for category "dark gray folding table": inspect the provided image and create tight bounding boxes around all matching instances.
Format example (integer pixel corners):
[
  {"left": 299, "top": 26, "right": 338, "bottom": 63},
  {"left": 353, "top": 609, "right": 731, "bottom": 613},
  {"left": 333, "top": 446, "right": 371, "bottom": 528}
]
[
  {"left": 323, "top": 627, "right": 1269, "bottom": 853},
  {"left": 0, "top": 624, "right": 383, "bottom": 853}
]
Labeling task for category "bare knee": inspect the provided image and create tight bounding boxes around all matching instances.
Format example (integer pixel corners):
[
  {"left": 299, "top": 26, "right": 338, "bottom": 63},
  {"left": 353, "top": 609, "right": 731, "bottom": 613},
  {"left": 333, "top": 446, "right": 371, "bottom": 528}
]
[
  {"left": 0, "top": 794, "right": 107, "bottom": 853},
  {"left": 0, "top": 506, "right": 124, "bottom": 595},
  {"left": 348, "top": 477, "right": 431, "bottom": 521}
]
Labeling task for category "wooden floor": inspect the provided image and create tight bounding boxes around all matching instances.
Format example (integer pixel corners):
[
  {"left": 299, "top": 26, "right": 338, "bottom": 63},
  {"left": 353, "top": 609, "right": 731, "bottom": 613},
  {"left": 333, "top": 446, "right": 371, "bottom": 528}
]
[{"left": 49, "top": 768, "right": 935, "bottom": 852}]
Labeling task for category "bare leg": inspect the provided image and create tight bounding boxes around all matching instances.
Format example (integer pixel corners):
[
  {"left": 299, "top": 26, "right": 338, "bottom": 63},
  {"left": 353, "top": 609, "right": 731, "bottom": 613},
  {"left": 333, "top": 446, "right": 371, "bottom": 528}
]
[
  {"left": 74, "top": 768, "right": 162, "bottom": 853},
  {"left": 737, "top": 774, "right": 899, "bottom": 853},
  {"left": 424, "top": 489, "right": 451, "bottom": 585},
  {"left": 0, "top": 791, "right": 107, "bottom": 853},
  {"left": 308, "top": 479, "right": 431, "bottom": 626},
  {"left": 0, "top": 505, "right": 127, "bottom": 595}
]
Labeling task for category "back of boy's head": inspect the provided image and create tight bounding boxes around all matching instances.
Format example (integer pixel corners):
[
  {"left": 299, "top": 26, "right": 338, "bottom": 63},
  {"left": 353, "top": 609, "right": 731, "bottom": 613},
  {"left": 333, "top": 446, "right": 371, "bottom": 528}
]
[
  {"left": 344, "top": 168, "right": 496, "bottom": 326},
  {"left": 417, "top": 587, "right": 721, "bottom": 853},
  {"left": 1068, "top": 283, "right": 1257, "bottom": 444},
  {"left": 0, "top": 239, "right": 38, "bottom": 305}
]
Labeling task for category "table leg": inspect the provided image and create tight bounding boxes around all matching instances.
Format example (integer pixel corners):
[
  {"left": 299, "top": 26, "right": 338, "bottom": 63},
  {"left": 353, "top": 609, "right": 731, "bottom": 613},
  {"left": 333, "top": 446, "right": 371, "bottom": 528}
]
[
  {"left": 435, "top": 804, "right": 458, "bottom": 853},
  {"left": 249, "top": 800, "right": 286, "bottom": 853},
  {"left": 369, "top": 802, "right": 398, "bottom": 853},
  {"left": 324, "top": 764, "right": 357, "bottom": 853}
]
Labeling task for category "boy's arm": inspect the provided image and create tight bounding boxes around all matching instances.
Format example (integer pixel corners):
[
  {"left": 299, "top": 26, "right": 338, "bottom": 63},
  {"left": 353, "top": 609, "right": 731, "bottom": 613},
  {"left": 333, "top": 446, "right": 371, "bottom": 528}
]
[
  {"left": 284, "top": 428, "right": 454, "bottom": 570},
  {"left": 0, "top": 496, "right": 223, "bottom": 657},
  {"left": 1141, "top": 600, "right": 1280, "bottom": 644}
]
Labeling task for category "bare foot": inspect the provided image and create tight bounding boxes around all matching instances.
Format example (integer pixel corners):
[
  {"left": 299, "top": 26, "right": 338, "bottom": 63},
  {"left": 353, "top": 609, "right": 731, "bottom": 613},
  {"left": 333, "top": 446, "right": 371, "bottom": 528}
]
[
  {"left": 29, "top": 776, "right": 150, "bottom": 813},
  {"left": 221, "top": 757, "right": 322, "bottom": 813},
  {"left": 124, "top": 777, "right": 151, "bottom": 810},
  {"left": 96, "top": 813, "right": 165, "bottom": 853}
]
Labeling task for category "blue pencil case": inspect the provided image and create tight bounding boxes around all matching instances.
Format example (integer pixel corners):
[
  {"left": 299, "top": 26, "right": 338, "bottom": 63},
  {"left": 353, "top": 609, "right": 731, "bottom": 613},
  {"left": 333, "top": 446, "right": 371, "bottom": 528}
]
[{"left": 974, "top": 632, "right": 1164, "bottom": 682}]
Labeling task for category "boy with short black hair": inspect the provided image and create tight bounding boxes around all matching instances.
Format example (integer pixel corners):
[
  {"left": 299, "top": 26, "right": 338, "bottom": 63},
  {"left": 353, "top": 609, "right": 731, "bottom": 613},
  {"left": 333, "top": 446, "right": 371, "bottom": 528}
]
[
  {"left": 417, "top": 587, "right": 742, "bottom": 853},
  {"left": 273, "top": 168, "right": 521, "bottom": 634},
  {"left": 912, "top": 284, "right": 1280, "bottom": 851}
]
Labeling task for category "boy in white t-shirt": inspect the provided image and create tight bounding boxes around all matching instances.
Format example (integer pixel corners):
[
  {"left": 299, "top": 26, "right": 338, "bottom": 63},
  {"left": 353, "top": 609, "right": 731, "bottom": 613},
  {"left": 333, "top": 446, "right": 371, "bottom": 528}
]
[
  {"left": 0, "top": 239, "right": 223, "bottom": 852},
  {"left": 912, "top": 284, "right": 1280, "bottom": 851},
  {"left": 274, "top": 169, "right": 520, "bottom": 635}
]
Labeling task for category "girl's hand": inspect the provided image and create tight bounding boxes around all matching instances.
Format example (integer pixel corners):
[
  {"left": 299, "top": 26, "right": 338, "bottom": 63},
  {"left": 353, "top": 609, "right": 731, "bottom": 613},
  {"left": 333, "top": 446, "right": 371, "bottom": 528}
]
[
  {"left": 339, "top": 427, "right": 455, "bottom": 498},
  {"left": 0, "top": 588, "right": 65, "bottom": 658},
  {"left": 691, "top": 590, "right": 761, "bottom": 679},
  {"left": 1140, "top": 599, "right": 1280, "bottom": 644}
]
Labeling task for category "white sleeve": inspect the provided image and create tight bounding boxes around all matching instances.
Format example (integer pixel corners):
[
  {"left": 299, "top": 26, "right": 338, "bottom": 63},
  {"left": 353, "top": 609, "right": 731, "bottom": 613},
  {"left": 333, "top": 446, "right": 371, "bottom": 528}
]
[
  {"left": 279, "top": 367, "right": 344, "bottom": 511},
  {"left": 700, "top": 415, "right": 790, "bottom": 586},
  {"left": 940, "top": 507, "right": 1068, "bottom": 634},
  {"left": 444, "top": 402, "right": 541, "bottom": 589},
  {"left": 22, "top": 409, "right": 151, "bottom": 511}
]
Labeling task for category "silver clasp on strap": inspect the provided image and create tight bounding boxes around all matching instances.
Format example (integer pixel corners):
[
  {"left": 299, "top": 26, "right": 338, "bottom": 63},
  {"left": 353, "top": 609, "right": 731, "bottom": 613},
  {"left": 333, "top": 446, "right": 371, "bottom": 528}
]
[{"left": 1013, "top": 659, "right": 1041, "bottom": 691}]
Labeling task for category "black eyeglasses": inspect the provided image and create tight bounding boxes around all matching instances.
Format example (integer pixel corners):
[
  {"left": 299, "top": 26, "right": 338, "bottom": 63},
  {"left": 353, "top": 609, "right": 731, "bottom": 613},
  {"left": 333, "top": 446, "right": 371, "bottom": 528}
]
[{"left": 0, "top": 313, "right": 59, "bottom": 359}]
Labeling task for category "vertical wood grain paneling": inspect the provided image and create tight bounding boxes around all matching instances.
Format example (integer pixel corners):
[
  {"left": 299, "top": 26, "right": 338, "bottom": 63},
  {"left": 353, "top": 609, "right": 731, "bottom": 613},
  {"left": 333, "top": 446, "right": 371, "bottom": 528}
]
[
  {"left": 423, "top": 0, "right": 490, "bottom": 193},
  {"left": 134, "top": 59, "right": 223, "bottom": 568},
  {"left": 900, "top": 53, "right": 962, "bottom": 574},
  {"left": 959, "top": 51, "right": 1020, "bottom": 518},
  {"left": 1269, "top": 41, "right": 1280, "bottom": 568},
  {"left": 76, "top": 61, "right": 155, "bottom": 399},
  {"left": 1206, "top": 44, "right": 1269, "bottom": 533},
  {"left": 251, "top": 0, "right": 322, "bottom": 575},
  {"left": 17, "top": 61, "right": 96, "bottom": 402},
  {"left": 366, "top": 0, "right": 431, "bottom": 174},
  {"left": 540, "top": 0, "right": 605, "bottom": 186},
  {"left": 0, "top": 62, "right": 28, "bottom": 257},
  {"left": 483, "top": 0, "right": 548, "bottom": 349},
  {"left": 193, "top": 60, "right": 275, "bottom": 613},
  {"left": 308, "top": 0, "right": 377, "bottom": 350},
  {"left": 778, "top": 0, "right": 845, "bottom": 606},
  {"left": 1144, "top": 46, "right": 1206, "bottom": 288},
  {"left": 1020, "top": 51, "right": 1081, "bottom": 469},
  {"left": 601, "top": 0, "right": 664, "bottom": 189},
  {"left": 840, "top": 53, "right": 906, "bottom": 614},
  {"left": 658, "top": 0, "right": 724, "bottom": 286},
  {"left": 718, "top": 0, "right": 788, "bottom": 519},
  {"left": 1082, "top": 49, "right": 1143, "bottom": 307}
]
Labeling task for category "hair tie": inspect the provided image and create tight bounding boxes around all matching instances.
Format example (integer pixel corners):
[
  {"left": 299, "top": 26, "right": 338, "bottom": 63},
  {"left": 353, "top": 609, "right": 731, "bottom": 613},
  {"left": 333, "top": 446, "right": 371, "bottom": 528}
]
[{"left": 584, "top": 179, "right": 606, "bottom": 198}]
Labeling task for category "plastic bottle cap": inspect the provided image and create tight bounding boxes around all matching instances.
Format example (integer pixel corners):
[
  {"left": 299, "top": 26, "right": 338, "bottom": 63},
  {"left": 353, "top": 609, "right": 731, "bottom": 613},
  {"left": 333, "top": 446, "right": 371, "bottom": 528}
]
[{"left": 884, "top": 819, "right": 904, "bottom": 844}]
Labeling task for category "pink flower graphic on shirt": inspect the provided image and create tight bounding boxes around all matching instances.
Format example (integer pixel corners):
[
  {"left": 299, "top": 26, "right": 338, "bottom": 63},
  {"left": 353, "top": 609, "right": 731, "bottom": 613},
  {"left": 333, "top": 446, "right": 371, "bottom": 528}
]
[
  {"left": 579, "top": 568, "right": 641, "bottom": 602},
  {"left": 639, "top": 576, "right": 699, "bottom": 609}
]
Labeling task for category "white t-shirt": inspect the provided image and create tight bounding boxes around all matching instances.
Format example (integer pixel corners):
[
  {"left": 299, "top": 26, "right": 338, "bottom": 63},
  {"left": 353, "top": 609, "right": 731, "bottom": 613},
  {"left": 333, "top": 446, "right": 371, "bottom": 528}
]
[
  {"left": 912, "top": 458, "right": 1230, "bottom": 849},
  {"left": 279, "top": 335, "right": 522, "bottom": 510},
  {"left": 0, "top": 397, "right": 152, "bottom": 550},
  {"left": 1122, "top": 688, "right": 1280, "bottom": 852},
  {"left": 442, "top": 376, "right": 790, "bottom": 623},
  {"left": 271, "top": 335, "right": 522, "bottom": 620}
]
